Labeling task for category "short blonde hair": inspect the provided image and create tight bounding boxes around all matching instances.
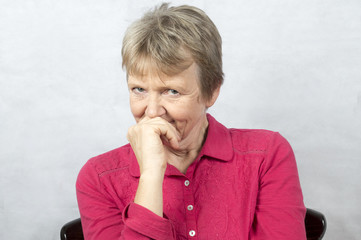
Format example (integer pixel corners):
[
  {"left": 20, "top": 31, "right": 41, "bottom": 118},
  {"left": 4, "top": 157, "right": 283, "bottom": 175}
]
[{"left": 122, "top": 3, "right": 223, "bottom": 101}]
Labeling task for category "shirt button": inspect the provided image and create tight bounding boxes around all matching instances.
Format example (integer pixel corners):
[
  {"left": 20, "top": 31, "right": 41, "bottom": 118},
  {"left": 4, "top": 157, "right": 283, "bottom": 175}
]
[
  {"left": 184, "top": 180, "right": 190, "bottom": 186},
  {"left": 189, "top": 230, "right": 196, "bottom": 237},
  {"left": 187, "top": 205, "right": 193, "bottom": 211}
]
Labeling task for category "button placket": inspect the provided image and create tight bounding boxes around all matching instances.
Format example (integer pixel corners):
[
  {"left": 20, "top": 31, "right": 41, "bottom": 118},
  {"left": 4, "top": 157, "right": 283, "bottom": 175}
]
[{"left": 183, "top": 178, "right": 197, "bottom": 239}]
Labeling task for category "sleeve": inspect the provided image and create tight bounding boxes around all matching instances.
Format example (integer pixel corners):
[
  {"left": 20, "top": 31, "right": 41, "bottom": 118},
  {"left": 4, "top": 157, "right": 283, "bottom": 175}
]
[
  {"left": 76, "top": 160, "right": 177, "bottom": 240},
  {"left": 250, "top": 132, "right": 307, "bottom": 240}
]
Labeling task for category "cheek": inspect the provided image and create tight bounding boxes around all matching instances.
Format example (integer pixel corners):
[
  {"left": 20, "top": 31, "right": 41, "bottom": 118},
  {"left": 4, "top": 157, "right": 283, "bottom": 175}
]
[
  {"left": 166, "top": 103, "right": 190, "bottom": 120},
  {"left": 169, "top": 102, "right": 206, "bottom": 122},
  {"left": 129, "top": 100, "right": 143, "bottom": 119}
]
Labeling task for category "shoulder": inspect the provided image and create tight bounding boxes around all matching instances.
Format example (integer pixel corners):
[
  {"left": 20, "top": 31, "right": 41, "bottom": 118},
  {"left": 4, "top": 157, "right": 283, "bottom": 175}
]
[
  {"left": 77, "top": 144, "right": 134, "bottom": 181},
  {"left": 206, "top": 114, "right": 291, "bottom": 156},
  {"left": 228, "top": 128, "right": 290, "bottom": 153},
  {"left": 227, "top": 128, "right": 298, "bottom": 185}
]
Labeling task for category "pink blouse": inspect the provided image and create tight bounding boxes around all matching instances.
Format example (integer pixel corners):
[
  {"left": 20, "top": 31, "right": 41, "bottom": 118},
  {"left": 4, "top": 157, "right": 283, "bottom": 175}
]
[{"left": 76, "top": 114, "right": 306, "bottom": 239}]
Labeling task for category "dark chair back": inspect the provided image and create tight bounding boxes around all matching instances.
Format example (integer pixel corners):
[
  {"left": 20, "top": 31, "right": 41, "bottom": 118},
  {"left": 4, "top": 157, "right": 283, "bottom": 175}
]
[
  {"left": 60, "top": 218, "right": 83, "bottom": 240},
  {"left": 60, "top": 208, "right": 326, "bottom": 240},
  {"left": 305, "top": 208, "right": 327, "bottom": 240}
]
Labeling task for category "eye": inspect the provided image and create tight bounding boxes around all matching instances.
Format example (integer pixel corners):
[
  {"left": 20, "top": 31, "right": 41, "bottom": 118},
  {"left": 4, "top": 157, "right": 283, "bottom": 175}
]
[
  {"left": 166, "top": 89, "right": 179, "bottom": 95},
  {"left": 132, "top": 87, "right": 145, "bottom": 94}
]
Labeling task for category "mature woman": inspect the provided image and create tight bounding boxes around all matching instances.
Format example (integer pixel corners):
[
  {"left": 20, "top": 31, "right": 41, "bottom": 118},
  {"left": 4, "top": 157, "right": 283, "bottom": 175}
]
[{"left": 76, "top": 3, "right": 306, "bottom": 240}]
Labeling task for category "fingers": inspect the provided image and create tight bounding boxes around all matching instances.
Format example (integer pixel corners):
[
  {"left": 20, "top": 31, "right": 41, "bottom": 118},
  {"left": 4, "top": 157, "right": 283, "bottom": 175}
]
[
  {"left": 138, "top": 117, "right": 181, "bottom": 149},
  {"left": 127, "top": 117, "right": 182, "bottom": 174}
]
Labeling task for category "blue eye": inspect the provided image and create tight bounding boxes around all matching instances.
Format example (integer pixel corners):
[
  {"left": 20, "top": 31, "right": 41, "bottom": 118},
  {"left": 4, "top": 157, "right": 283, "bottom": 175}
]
[
  {"left": 167, "top": 89, "right": 179, "bottom": 95},
  {"left": 133, "top": 87, "right": 145, "bottom": 93}
]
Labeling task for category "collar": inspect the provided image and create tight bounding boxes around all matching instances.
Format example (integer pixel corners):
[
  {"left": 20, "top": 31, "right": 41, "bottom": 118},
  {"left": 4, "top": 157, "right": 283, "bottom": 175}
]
[
  {"left": 129, "top": 114, "right": 234, "bottom": 177},
  {"left": 200, "top": 113, "right": 234, "bottom": 161}
]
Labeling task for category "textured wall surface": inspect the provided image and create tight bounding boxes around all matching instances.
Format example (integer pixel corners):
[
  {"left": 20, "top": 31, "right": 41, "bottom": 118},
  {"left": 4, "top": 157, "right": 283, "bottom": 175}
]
[{"left": 1, "top": 0, "right": 360, "bottom": 239}]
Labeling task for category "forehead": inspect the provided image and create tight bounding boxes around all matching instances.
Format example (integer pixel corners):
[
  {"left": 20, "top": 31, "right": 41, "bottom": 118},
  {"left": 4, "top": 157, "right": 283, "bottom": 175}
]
[
  {"left": 128, "top": 62, "right": 200, "bottom": 86},
  {"left": 126, "top": 48, "right": 194, "bottom": 75}
]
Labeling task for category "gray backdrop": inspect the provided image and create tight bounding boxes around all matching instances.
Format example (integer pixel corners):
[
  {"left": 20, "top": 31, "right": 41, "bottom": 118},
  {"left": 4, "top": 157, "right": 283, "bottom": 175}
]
[{"left": 1, "top": 0, "right": 360, "bottom": 239}]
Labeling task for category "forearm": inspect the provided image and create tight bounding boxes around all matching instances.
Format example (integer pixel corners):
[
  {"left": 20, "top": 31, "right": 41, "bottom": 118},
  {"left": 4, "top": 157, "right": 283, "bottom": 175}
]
[
  {"left": 77, "top": 159, "right": 175, "bottom": 240},
  {"left": 134, "top": 169, "right": 165, "bottom": 217}
]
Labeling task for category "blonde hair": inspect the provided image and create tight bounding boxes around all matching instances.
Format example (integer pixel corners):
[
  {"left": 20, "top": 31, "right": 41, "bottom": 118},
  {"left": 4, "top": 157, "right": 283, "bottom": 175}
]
[{"left": 121, "top": 3, "right": 223, "bottom": 101}]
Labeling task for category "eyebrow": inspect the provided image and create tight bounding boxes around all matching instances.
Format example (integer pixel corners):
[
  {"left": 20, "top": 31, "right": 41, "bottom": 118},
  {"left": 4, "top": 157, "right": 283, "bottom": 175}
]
[{"left": 127, "top": 78, "right": 188, "bottom": 92}]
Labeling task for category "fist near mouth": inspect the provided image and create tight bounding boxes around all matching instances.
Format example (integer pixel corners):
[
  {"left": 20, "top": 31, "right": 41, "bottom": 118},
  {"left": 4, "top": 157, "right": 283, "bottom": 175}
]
[{"left": 127, "top": 117, "right": 181, "bottom": 175}]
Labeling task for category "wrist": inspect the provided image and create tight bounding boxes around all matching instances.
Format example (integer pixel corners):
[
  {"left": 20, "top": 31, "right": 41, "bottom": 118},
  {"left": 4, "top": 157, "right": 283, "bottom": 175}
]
[{"left": 140, "top": 168, "right": 166, "bottom": 180}]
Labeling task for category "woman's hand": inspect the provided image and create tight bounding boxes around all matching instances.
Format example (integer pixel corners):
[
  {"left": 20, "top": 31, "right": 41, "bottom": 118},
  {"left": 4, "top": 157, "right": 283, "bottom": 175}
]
[
  {"left": 127, "top": 116, "right": 181, "bottom": 175},
  {"left": 127, "top": 117, "right": 181, "bottom": 217}
]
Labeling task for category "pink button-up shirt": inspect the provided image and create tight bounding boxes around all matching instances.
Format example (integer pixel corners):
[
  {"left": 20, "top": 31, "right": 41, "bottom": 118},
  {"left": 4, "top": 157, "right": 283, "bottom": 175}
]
[{"left": 76, "top": 114, "right": 306, "bottom": 239}]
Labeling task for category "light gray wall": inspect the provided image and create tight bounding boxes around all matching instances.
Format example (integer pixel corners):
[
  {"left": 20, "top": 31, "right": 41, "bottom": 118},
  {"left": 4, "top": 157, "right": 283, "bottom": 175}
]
[{"left": 1, "top": 0, "right": 360, "bottom": 239}]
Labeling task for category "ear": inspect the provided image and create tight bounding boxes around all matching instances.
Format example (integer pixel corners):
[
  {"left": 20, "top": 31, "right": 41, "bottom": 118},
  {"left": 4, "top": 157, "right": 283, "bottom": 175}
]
[{"left": 206, "top": 86, "right": 221, "bottom": 108}]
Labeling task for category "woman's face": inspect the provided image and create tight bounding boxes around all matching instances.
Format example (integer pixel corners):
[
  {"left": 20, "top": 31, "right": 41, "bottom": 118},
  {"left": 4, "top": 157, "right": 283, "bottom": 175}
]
[{"left": 127, "top": 62, "right": 218, "bottom": 146}]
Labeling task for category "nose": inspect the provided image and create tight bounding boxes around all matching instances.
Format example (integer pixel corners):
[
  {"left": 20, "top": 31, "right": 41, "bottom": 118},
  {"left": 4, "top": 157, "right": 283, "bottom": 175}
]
[{"left": 145, "top": 94, "right": 166, "bottom": 118}]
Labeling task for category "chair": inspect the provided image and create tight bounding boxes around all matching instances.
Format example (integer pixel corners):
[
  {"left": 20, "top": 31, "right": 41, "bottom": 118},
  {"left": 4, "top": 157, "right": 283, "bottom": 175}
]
[
  {"left": 305, "top": 208, "right": 327, "bottom": 240},
  {"left": 60, "top": 208, "right": 326, "bottom": 240},
  {"left": 60, "top": 218, "right": 83, "bottom": 240}
]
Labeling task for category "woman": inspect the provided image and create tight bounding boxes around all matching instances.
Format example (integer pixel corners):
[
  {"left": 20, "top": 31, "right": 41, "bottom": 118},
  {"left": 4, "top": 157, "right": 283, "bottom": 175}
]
[{"left": 76, "top": 3, "right": 306, "bottom": 239}]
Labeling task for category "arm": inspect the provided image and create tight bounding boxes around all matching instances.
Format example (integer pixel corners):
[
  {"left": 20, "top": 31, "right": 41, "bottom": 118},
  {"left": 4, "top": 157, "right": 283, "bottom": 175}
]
[
  {"left": 76, "top": 117, "right": 179, "bottom": 240},
  {"left": 250, "top": 133, "right": 307, "bottom": 240},
  {"left": 76, "top": 159, "right": 176, "bottom": 240},
  {"left": 127, "top": 117, "right": 180, "bottom": 217}
]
